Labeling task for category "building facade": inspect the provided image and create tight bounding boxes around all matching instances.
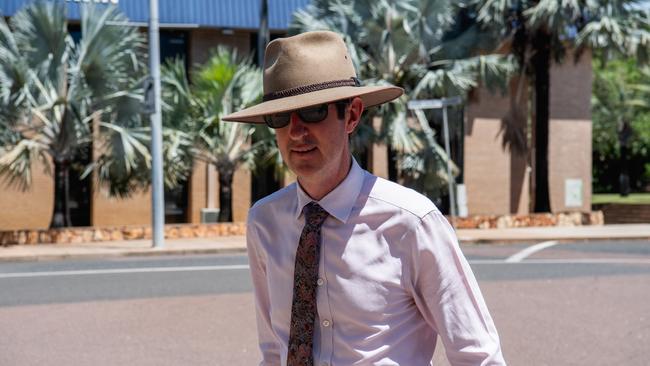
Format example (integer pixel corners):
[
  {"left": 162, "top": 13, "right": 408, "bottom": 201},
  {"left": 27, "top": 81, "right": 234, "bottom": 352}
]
[{"left": 0, "top": 0, "right": 592, "bottom": 230}]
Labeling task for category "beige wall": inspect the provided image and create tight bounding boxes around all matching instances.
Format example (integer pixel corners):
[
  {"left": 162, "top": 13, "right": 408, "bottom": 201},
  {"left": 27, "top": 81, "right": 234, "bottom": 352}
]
[
  {"left": 231, "top": 168, "right": 251, "bottom": 222},
  {"left": 465, "top": 82, "right": 530, "bottom": 215},
  {"left": 547, "top": 50, "right": 593, "bottom": 212},
  {"left": 0, "top": 160, "right": 54, "bottom": 230},
  {"left": 371, "top": 116, "right": 389, "bottom": 179},
  {"left": 188, "top": 162, "right": 251, "bottom": 223},
  {"left": 190, "top": 29, "right": 251, "bottom": 65},
  {"left": 188, "top": 162, "right": 206, "bottom": 224},
  {"left": 92, "top": 185, "right": 151, "bottom": 227},
  {"left": 465, "top": 49, "right": 593, "bottom": 216},
  {"left": 464, "top": 117, "right": 511, "bottom": 215},
  {"left": 188, "top": 161, "right": 219, "bottom": 223},
  {"left": 548, "top": 120, "right": 592, "bottom": 212}
]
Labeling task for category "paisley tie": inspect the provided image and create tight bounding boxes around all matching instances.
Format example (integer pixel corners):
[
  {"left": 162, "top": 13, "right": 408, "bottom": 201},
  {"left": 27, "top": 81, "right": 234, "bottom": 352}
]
[{"left": 286, "top": 202, "right": 328, "bottom": 366}]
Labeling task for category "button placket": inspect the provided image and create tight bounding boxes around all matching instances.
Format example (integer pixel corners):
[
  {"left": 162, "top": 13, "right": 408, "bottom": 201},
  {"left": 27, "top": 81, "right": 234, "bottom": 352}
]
[{"left": 317, "top": 231, "right": 333, "bottom": 366}]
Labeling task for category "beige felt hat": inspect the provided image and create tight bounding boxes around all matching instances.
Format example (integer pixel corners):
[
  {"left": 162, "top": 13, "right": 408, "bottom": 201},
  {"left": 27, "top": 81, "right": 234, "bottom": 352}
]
[{"left": 221, "top": 31, "right": 403, "bottom": 123}]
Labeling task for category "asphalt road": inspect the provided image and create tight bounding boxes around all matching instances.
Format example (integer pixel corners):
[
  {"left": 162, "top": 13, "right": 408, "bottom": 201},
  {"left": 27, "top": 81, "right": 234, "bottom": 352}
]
[{"left": 1, "top": 240, "right": 649, "bottom": 365}]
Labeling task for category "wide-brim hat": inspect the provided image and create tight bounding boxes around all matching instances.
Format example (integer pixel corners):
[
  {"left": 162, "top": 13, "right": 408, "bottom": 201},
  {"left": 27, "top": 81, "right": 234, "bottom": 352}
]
[{"left": 221, "top": 31, "right": 403, "bottom": 123}]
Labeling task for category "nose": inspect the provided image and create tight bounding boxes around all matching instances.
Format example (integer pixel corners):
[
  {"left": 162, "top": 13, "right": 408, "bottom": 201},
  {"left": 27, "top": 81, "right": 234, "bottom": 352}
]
[{"left": 287, "top": 111, "right": 308, "bottom": 139}]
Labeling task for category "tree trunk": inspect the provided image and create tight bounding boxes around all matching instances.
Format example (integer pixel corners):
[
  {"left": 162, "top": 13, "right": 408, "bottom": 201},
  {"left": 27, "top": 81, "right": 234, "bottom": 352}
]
[
  {"left": 532, "top": 30, "right": 551, "bottom": 213},
  {"left": 50, "top": 160, "right": 72, "bottom": 228},
  {"left": 387, "top": 145, "right": 398, "bottom": 182},
  {"left": 218, "top": 168, "right": 234, "bottom": 222},
  {"left": 618, "top": 121, "right": 632, "bottom": 196}
]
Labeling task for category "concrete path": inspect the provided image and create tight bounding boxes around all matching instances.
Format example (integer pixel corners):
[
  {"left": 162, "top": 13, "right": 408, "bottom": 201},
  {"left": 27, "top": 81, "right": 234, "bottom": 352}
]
[
  {"left": 456, "top": 223, "right": 650, "bottom": 243},
  {"left": 0, "top": 237, "right": 245, "bottom": 262},
  {"left": 1, "top": 224, "right": 648, "bottom": 262}
]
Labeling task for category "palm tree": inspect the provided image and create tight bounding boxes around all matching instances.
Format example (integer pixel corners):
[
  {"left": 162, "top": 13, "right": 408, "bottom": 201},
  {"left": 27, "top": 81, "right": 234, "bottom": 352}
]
[
  {"left": 0, "top": 2, "right": 152, "bottom": 228},
  {"left": 162, "top": 48, "right": 267, "bottom": 222},
  {"left": 290, "top": 0, "right": 514, "bottom": 200},
  {"left": 471, "top": 0, "right": 650, "bottom": 211}
]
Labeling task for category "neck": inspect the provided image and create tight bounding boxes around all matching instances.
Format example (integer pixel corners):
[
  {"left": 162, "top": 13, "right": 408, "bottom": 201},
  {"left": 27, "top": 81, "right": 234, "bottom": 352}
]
[{"left": 298, "top": 155, "right": 352, "bottom": 201}]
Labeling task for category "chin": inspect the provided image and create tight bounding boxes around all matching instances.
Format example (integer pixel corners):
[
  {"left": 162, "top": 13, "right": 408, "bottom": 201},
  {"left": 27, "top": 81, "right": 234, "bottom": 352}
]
[{"left": 289, "top": 163, "right": 323, "bottom": 179}]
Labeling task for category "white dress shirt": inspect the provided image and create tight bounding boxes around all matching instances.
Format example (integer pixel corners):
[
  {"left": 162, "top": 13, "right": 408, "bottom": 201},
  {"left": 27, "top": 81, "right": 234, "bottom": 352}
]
[{"left": 246, "top": 159, "right": 505, "bottom": 365}]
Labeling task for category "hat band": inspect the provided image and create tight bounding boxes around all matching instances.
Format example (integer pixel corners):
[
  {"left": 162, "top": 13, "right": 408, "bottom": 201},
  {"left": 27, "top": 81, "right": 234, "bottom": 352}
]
[{"left": 263, "top": 77, "right": 362, "bottom": 102}]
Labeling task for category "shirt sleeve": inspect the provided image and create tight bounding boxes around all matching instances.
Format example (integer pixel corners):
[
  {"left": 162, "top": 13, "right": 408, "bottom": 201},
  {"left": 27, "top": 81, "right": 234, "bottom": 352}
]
[
  {"left": 246, "top": 217, "right": 282, "bottom": 366},
  {"left": 406, "top": 211, "right": 506, "bottom": 365}
]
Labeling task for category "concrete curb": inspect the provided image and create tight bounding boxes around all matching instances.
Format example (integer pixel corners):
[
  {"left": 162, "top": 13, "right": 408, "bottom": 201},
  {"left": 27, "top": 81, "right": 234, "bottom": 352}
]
[
  {"left": 458, "top": 236, "right": 650, "bottom": 244},
  {"left": 1, "top": 224, "right": 649, "bottom": 262},
  {"left": 0, "top": 247, "right": 248, "bottom": 263}
]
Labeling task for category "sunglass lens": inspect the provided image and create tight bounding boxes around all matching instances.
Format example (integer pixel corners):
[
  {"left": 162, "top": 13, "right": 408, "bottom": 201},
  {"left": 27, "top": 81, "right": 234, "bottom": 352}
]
[
  {"left": 298, "top": 104, "right": 329, "bottom": 123},
  {"left": 263, "top": 103, "right": 330, "bottom": 128},
  {"left": 264, "top": 113, "right": 290, "bottom": 128}
]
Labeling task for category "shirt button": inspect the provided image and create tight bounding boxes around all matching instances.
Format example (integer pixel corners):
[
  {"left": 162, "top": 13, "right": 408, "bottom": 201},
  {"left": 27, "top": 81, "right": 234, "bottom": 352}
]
[
  {"left": 317, "top": 278, "right": 325, "bottom": 286},
  {"left": 322, "top": 320, "right": 331, "bottom": 327}
]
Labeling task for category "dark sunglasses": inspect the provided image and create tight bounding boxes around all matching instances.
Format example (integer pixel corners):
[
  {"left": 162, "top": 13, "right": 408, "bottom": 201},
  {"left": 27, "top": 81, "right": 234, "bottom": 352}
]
[{"left": 263, "top": 100, "right": 350, "bottom": 129}]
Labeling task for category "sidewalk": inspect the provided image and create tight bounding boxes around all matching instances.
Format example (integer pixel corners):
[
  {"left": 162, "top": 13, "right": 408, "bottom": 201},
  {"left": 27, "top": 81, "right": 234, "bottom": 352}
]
[
  {"left": 456, "top": 223, "right": 650, "bottom": 243},
  {"left": 1, "top": 224, "right": 649, "bottom": 262}
]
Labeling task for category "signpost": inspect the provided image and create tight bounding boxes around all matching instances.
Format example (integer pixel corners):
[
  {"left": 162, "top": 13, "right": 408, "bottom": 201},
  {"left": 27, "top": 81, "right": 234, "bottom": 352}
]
[
  {"left": 407, "top": 96, "right": 463, "bottom": 219},
  {"left": 148, "top": 0, "right": 164, "bottom": 248}
]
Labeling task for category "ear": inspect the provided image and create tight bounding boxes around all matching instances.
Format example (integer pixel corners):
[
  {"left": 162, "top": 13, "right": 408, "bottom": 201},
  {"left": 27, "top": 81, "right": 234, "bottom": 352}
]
[{"left": 345, "top": 97, "right": 364, "bottom": 134}]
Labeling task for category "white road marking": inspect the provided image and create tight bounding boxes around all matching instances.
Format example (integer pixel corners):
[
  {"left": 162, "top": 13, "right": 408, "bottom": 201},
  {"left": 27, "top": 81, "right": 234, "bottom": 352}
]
[
  {"left": 471, "top": 258, "right": 650, "bottom": 265},
  {"left": 505, "top": 240, "right": 559, "bottom": 263},
  {"left": 1, "top": 257, "right": 650, "bottom": 279},
  {"left": 0, "top": 265, "right": 250, "bottom": 279}
]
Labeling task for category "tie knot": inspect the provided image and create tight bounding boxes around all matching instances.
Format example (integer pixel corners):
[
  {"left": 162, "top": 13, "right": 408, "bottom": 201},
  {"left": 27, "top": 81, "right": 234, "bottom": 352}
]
[{"left": 304, "top": 202, "right": 328, "bottom": 227}]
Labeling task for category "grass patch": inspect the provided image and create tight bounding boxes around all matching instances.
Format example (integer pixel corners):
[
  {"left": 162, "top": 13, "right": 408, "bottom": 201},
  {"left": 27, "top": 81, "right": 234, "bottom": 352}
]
[{"left": 592, "top": 193, "right": 650, "bottom": 205}]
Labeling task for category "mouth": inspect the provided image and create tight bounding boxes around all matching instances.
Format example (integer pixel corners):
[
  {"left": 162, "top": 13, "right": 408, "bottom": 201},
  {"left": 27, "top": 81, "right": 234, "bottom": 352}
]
[{"left": 290, "top": 145, "right": 317, "bottom": 155}]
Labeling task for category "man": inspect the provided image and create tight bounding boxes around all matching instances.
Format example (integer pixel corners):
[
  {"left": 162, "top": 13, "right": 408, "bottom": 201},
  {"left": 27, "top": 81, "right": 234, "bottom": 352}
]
[{"left": 223, "top": 31, "right": 505, "bottom": 366}]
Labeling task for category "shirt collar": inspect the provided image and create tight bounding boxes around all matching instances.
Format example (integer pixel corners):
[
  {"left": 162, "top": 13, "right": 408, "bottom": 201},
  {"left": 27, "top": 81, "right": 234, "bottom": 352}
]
[{"left": 295, "top": 158, "right": 365, "bottom": 223}]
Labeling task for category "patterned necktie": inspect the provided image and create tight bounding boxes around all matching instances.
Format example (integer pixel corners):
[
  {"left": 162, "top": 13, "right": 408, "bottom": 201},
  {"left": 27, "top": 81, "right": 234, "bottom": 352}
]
[{"left": 287, "top": 202, "right": 328, "bottom": 366}]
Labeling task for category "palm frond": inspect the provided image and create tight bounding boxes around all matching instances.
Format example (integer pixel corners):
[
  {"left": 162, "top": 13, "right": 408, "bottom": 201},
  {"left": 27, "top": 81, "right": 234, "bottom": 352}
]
[
  {"left": 0, "top": 16, "right": 32, "bottom": 117},
  {"left": 70, "top": 4, "right": 145, "bottom": 101},
  {"left": 11, "top": 1, "right": 68, "bottom": 84},
  {"left": 89, "top": 122, "right": 152, "bottom": 197},
  {"left": 162, "top": 128, "right": 193, "bottom": 188},
  {"left": 524, "top": 0, "right": 582, "bottom": 32},
  {"left": 0, "top": 137, "right": 48, "bottom": 190},
  {"left": 473, "top": 0, "right": 516, "bottom": 29}
]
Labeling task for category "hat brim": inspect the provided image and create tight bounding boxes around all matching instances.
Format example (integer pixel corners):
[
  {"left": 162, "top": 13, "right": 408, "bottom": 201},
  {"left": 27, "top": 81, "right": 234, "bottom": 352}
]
[{"left": 221, "top": 85, "right": 404, "bottom": 123}]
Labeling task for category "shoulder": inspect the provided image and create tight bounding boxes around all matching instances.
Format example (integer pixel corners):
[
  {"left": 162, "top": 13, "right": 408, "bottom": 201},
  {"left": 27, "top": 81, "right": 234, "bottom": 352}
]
[
  {"left": 366, "top": 175, "right": 439, "bottom": 219},
  {"left": 248, "top": 182, "right": 297, "bottom": 222}
]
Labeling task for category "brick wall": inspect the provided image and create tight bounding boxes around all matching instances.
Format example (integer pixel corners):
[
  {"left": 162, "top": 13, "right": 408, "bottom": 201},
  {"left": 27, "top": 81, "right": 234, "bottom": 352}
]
[
  {"left": 190, "top": 29, "right": 251, "bottom": 65},
  {"left": 548, "top": 50, "right": 592, "bottom": 213},
  {"left": 232, "top": 167, "right": 252, "bottom": 222},
  {"left": 465, "top": 79, "right": 530, "bottom": 215},
  {"left": 0, "top": 159, "right": 54, "bottom": 230},
  {"left": 465, "top": 50, "right": 593, "bottom": 216},
  {"left": 92, "top": 186, "right": 152, "bottom": 226}
]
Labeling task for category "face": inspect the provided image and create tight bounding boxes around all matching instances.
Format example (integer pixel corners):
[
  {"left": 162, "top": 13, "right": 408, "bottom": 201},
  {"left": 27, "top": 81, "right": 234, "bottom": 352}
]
[{"left": 274, "top": 97, "right": 363, "bottom": 196}]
